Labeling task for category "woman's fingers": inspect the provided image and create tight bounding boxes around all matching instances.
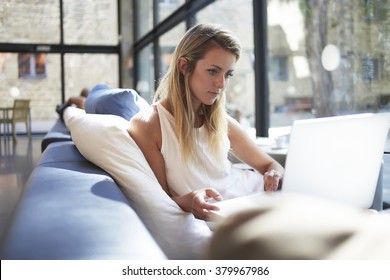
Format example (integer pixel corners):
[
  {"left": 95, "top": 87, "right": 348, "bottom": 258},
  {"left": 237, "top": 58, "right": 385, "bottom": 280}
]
[
  {"left": 264, "top": 170, "right": 282, "bottom": 192},
  {"left": 204, "top": 188, "right": 223, "bottom": 202},
  {"left": 191, "top": 188, "right": 222, "bottom": 219}
]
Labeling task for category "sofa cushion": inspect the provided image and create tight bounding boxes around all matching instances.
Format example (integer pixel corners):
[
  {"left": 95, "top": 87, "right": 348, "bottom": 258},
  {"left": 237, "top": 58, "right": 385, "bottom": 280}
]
[
  {"left": 1, "top": 142, "right": 166, "bottom": 260},
  {"left": 65, "top": 107, "right": 213, "bottom": 260},
  {"left": 41, "top": 119, "right": 72, "bottom": 152},
  {"left": 84, "top": 84, "right": 149, "bottom": 120},
  {"left": 39, "top": 141, "right": 87, "bottom": 164}
]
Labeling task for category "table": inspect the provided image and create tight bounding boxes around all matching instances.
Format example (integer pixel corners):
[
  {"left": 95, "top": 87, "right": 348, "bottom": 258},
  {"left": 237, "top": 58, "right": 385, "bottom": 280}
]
[{"left": 255, "top": 137, "right": 288, "bottom": 167}]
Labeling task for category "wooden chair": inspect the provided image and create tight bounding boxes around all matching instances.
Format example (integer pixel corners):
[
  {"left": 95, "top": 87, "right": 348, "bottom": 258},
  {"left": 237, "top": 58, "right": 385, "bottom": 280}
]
[{"left": 0, "top": 99, "right": 31, "bottom": 142}]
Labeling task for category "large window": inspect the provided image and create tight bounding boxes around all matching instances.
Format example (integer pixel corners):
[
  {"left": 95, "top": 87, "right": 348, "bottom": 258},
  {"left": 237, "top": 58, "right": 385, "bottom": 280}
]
[
  {"left": 3, "top": 0, "right": 390, "bottom": 134},
  {"left": 0, "top": 0, "right": 120, "bottom": 124},
  {"left": 268, "top": 0, "right": 390, "bottom": 128},
  {"left": 133, "top": 0, "right": 390, "bottom": 136}
]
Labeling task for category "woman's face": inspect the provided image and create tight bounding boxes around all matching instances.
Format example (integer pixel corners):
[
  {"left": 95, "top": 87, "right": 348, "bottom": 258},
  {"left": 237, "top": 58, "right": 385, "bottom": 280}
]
[{"left": 188, "top": 47, "right": 236, "bottom": 109}]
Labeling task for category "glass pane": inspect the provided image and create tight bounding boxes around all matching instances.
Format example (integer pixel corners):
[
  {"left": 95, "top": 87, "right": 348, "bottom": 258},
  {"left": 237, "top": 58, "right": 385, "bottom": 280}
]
[
  {"left": 136, "top": 0, "right": 154, "bottom": 40},
  {"left": 64, "top": 53, "right": 119, "bottom": 100},
  {"left": 63, "top": 0, "right": 118, "bottom": 45},
  {"left": 267, "top": 0, "right": 390, "bottom": 129},
  {"left": 157, "top": 0, "right": 185, "bottom": 23},
  {"left": 0, "top": 52, "right": 62, "bottom": 120},
  {"left": 197, "top": 0, "right": 255, "bottom": 133},
  {"left": 136, "top": 44, "right": 154, "bottom": 103},
  {"left": 159, "top": 22, "right": 186, "bottom": 76},
  {"left": 267, "top": 0, "right": 311, "bottom": 128},
  {"left": 0, "top": 0, "right": 60, "bottom": 44}
]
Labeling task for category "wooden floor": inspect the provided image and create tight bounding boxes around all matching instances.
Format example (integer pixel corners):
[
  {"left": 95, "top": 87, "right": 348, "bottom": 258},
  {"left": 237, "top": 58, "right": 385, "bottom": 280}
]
[{"left": 0, "top": 135, "right": 44, "bottom": 240}]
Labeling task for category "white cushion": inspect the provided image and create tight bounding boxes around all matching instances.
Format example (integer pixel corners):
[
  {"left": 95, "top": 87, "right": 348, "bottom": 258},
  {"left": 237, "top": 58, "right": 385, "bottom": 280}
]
[{"left": 64, "top": 107, "right": 212, "bottom": 259}]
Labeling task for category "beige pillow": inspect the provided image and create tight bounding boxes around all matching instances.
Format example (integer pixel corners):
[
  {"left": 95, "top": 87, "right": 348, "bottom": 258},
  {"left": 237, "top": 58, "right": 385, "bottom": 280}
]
[
  {"left": 208, "top": 193, "right": 390, "bottom": 259},
  {"left": 64, "top": 107, "right": 212, "bottom": 259}
]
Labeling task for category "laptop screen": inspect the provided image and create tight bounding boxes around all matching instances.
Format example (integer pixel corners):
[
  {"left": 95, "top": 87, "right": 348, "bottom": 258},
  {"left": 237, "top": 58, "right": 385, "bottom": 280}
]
[{"left": 282, "top": 113, "right": 390, "bottom": 208}]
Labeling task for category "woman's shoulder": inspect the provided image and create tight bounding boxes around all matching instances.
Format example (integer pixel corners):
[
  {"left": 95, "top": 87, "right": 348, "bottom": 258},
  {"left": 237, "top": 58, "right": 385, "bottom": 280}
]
[
  {"left": 128, "top": 103, "right": 163, "bottom": 148},
  {"left": 129, "top": 104, "right": 160, "bottom": 131}
]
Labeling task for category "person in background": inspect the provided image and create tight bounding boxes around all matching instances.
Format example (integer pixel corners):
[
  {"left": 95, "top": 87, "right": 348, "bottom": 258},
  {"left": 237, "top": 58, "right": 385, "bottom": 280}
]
[
  {"left": 128, "top": 24, "right": 284, "bottom": 220},
  {"left": 65, "top": 87, "right": 89, "bottom": 109},
  {"left": 56, "top": 87, "right": 89, "bottom": 120}
]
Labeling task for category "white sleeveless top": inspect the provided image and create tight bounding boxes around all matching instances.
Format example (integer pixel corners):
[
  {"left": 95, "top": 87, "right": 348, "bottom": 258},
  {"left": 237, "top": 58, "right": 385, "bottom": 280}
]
[{"left": 156, "top": 102, "right": 264, "bottom": 200}]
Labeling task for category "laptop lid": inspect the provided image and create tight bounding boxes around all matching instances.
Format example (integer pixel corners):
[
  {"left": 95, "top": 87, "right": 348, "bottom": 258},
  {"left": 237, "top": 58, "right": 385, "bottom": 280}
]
[{"left": 282, "top": 113, "right": 390, "bottom": 208}]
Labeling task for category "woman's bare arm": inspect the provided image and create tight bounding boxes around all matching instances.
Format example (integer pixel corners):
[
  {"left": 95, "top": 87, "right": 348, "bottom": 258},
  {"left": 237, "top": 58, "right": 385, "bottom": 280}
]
[
  {"left": 127, "top": 105, "right": 222, "bottom": 219},
  {"left": 227, "top": 115, "right": 284, "bottom": 191},
  {"left": 127, "top": 105, "right": 171, "bottom": 195}
]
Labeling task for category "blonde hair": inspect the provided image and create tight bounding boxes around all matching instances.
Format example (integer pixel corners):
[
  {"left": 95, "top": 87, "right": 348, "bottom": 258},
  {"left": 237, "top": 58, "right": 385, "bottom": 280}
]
[{"left": 154, "top": 23, "right": 241, "bottom": 164}]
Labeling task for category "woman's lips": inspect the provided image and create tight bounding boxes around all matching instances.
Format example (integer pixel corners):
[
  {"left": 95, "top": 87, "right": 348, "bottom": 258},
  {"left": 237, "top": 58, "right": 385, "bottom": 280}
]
[{"left": 208, "top": 91, "right": 220, "bottom": 96}]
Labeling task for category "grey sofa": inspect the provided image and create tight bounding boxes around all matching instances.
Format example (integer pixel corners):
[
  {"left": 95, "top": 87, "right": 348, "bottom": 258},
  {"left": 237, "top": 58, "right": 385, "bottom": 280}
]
[{"left": 0, "top": 120, "right": 167, "bottom": 259}]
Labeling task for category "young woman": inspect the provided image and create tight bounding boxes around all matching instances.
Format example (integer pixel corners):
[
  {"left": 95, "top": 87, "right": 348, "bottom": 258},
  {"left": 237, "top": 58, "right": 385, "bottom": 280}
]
[{"left": 128, "top": 23, "right": 284, "bottom": 220}]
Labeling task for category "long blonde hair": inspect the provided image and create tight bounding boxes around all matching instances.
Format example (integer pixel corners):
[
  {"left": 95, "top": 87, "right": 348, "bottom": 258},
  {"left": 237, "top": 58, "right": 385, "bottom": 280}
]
[{"left": 154, "top": 23, "right": 242, "bottom": 164}]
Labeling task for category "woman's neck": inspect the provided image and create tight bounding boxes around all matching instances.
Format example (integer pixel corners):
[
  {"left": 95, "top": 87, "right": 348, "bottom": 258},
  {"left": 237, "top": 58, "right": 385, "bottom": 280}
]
[
  {"left": 193, "top": 103, "right": 204, "bottom": 128},
  {"left": 162, "top": 98, "right": 204, "bottom": 128}
]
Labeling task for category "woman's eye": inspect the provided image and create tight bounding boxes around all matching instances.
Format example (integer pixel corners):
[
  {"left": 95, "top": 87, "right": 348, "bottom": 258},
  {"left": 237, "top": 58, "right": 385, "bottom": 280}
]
[
  {"left": 225, "top": 72, "right": 234, "bottom": 78},
  {"left": 208, "top": 69, "right": 218, "bottom": 75}
]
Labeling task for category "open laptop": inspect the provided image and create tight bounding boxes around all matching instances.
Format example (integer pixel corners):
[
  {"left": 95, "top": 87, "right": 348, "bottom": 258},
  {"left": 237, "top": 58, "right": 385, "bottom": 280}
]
[
  {"left": 282, "top": 113, "right": 389, "bottom": 209},
  {"left": 211, "top": 113, "right": 390, "bottom": 220}
]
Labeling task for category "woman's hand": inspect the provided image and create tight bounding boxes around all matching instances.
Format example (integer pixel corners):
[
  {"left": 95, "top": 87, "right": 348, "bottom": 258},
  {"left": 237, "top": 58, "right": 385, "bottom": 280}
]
[
  {"left": 172, "top": 188, "right": 223, "bottom": 220},
  {"left": 263, "top": 170, "right": 283, "bottom": 192}
]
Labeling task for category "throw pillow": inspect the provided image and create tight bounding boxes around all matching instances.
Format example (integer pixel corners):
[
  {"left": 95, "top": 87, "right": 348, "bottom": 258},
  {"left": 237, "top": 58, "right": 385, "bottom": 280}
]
[
  {"left": 64, "top": 107, "right": 213, "bottom": 260},
  {"left": 208, "top": 193, "right": 390, "bottom": 259},
  {"left": 84, "top": 84, "right": 149, "bottom": 120}
]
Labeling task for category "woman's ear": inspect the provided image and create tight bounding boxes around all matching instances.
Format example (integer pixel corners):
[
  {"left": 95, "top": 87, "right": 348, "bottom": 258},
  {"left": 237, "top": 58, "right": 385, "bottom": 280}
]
[{"left": 178, "top": 57, "right": 187, "bottom": 75}]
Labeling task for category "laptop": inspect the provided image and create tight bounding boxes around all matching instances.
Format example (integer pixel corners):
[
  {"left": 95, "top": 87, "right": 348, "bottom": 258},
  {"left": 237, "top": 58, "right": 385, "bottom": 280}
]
[
  {"left": 282, "top": 113, "right": 389, "bottom": 209},
  {"left": 210, "top": 113, "right": 390, "bottom": 220}
]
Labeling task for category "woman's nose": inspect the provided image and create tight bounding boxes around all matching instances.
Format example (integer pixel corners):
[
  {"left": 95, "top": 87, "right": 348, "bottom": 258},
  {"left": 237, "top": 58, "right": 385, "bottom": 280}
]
[{"left": 215, "top": 74, "right": 226, "bottom": 89}]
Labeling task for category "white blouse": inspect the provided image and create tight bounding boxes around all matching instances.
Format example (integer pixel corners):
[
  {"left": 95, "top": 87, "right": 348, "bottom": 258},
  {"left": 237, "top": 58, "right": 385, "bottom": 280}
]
[{"left": 156, "top": 102, "right": 264, "bottom": 200}]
